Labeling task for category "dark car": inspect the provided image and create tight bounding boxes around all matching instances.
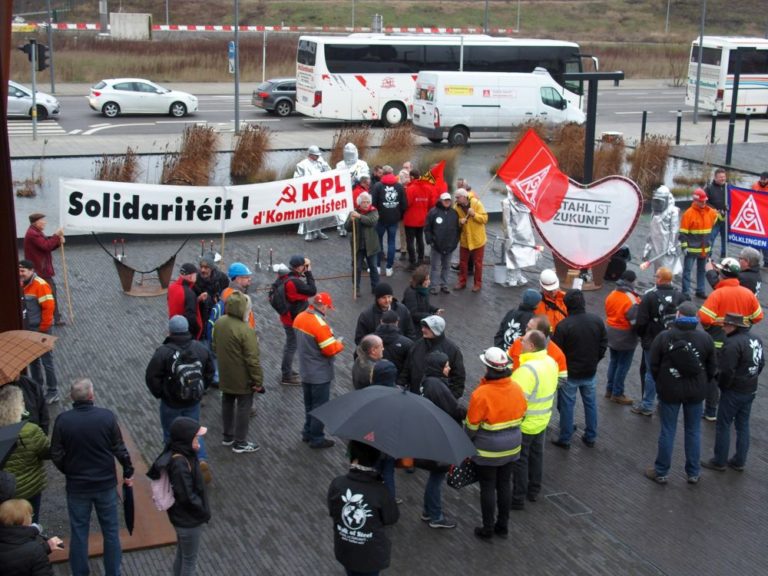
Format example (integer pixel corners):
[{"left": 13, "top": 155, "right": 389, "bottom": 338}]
[{"left": 252, "top": 78, "right": 296, "bottom": 117}]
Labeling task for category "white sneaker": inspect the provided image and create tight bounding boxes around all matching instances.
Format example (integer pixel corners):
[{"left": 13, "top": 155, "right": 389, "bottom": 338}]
[
  {"left": 517, "top": 276, "right": 528, "bottom": 286},
  {"left": 376, "top": 267, "right": 381, "bottom": 274},
  {"left": 304, "top": 233, "right": 314, "bottom": 242},
  {"left": 385, "top": 267, "right": 393, "bottom": 277},
  {"left": 232, "top": 441, "right": 260, "bottom": 454},
  {"left": 318, "top": 231, "right": 329, "bottom": 240}
]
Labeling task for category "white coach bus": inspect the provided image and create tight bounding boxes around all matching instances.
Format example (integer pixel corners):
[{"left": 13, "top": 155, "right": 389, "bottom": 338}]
[
  {"left": 296, "top": 34, "right": 590, "bottom": 126},
  {"left": 685, "top": 36, "right": 768, "bottom": 115}
]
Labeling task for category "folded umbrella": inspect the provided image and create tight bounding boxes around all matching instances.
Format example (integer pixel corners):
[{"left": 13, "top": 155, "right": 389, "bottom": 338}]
[
  {"left": 310, "top": 386, "right": 475, "bottom": 464},
  {"left": 0, "top": 330, "right": 58, "bottom": 385},
  {"left": 122, "top": 483, "right": 135, "bottom": 535}
]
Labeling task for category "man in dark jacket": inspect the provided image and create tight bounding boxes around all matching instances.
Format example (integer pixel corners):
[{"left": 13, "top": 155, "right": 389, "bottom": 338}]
[
  {"left": 354, "top": 283, "right": 417, "bottom": 344},
  {"left": 632, "top": 267, "right": 688, "bottom": 417},
  {"left": 328, "top": 440, "right": 399, "bottom": 575},
  {"left": 494, "top": 288, "right": 542, "bottom": 349},
  {"left": 50, "top": 378, "right": 134, "bottom": 576},
  {"left": 145, "top": 315, "right": 214, "bottom": 481},
  {"left": 735, "top": 247, "right": 762, "bottom": 296},
  {"left": 195, "top": 252, "right": 228, "bottom": 323},
  {"left": 425, "top": 193, "right": 460, "bottom": 294},
  {"left": 374, "top": 310, "right": 413, "bottom": 374},
  {"left": 705, "top": 167, "right": 728, "bottom": 259},
  {"left": 168, "top": 262, "right": 206, "bottom": 340},
  {"left": 278, "top": 255, "right": 317, "bottom": 385},
  {"left": 551, "top": 289, "right": 607, "bottom": 448},
  {"left": 645, "top": 302, "right": 716, "bottom": 484},
  {"left": 701, "top": 313, "right": 764, "bottom": 473},
  {"left": 23, "top": 212, "right": 65, "bottom": 325},
  {"left": 371, "top": 165, "right": 407, "bottom": 276},
  {"left": 399, "top": 315, "right": 466, "bottom": 399}
]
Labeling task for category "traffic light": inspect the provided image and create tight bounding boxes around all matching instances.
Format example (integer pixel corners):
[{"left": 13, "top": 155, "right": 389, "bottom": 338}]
[
  {"left": 18, "top": 42, "right": 34, "bottom": 62},
  {"left": 36, "top": 44, "right": 49, "bottom": 72}
]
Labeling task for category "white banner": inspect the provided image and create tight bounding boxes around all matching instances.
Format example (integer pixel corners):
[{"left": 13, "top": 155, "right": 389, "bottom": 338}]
[
  {"left": 532, "top": 176, "right": 643, "bottom": 268},
  {"left": 60, "top": 168, "right": 353, "bottom": 234}
]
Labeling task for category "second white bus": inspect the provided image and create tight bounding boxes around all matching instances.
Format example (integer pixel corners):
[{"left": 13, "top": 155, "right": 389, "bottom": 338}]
[
  {"left": 685, "top": 36, "right": 768, "bottom": 115},
  {"left": 296, "top": 34, "right": 588, "bottom": 126}
]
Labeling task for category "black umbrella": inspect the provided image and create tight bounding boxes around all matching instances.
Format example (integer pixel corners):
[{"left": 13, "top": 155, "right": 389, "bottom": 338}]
[
  {"left": 122, "top": 483, "right": 135, "bottom": 536},
  {"left": 310, "top": 386, "right": 476, "bottom": 464},
  {"left": 0, "top": 422, "right": 24, "bottom": 468}
]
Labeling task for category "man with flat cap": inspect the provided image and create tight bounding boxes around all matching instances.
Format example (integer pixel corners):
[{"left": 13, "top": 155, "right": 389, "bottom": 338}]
[
  {"left": 276, "top": 254, "right": 317, "bottom": 385},
  {"left": 24, "top": 212, "right": 66, "bottom": 325}
]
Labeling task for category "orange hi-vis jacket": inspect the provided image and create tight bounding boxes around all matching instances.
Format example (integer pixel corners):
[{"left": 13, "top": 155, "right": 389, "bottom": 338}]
[
  {"left": 605, "top": 289, "right": 640, "bottom": 330},
  {"left": 698, "top": 278, "right": 763, "bottom": 347},
  {"left": 679, "top": 204, "right": 719, "bottom": 256},
  {"left": 534, "top": 290, "right": 568, "bottom": 332},
  {"left": 22, "top": 274, "right": 55, "bottom": 333},
  {"left": 465, "top": 375, "right": 527, "bottom": 464},
  {"left": 508, "top": 338, "right": 567, "bottom": 381}
]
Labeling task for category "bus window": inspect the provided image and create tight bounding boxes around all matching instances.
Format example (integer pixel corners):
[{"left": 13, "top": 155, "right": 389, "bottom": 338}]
[
  {"left": 326, "top": 44, "right": 423, "bottom": 73},
  {"left": 425, "top": 45, "right": 460, "bottom": 71},
  {"left": 464, "top": 46, "right": 520, "bottom": 72},
  {"left": 690, "top": 46, "right": 721, "bottom": 66},
  {"left": 564, "top": 59, "right": 583, "bottom": 96},
  {"left": 728, "top": 49, "right": 768, "bottom": 74},
  {"left": 298, "top": 40, "right": 317, "bottom": 66}
]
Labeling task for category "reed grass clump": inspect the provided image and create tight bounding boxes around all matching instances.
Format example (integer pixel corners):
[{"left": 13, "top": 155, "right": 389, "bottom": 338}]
[
  {"left": 369, "top": 125, "right": 415, "bottom": 168},
  {"left": 628, "top": 134, "right": 671, "bottom": 199},
  {"left": 330, "top": 126, "right": 373, "bottom": 167},
  {"left": 230, "top": 125, "right": 273, "bottom": 185},
  {"left": 162, "top": 125, "right": 219, "bottom": 186},
  {"left": 93, "top": 148, "right": 139, "bottom": 182},
  {"left": 593, "top": 138, "right": 626, "bottom": 181}
]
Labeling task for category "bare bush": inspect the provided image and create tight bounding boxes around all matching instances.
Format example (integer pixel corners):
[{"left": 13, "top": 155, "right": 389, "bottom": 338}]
[
  {"left": 628, "top": 134, "right": 671, "bottom": 199},
  {"left": 330, "top": 126, "right": 373, "bottom": 167},
  {"left": 93, "top": 148, "right": 139, "bottom": 182},
  {"left": 162, "top": 125, "right": 219, "bottom": 186},
  {"left": 369, "top": 125, "right": 416, "bottom": 168},
  {"left": 231, "top": 125, "right": 273, "bottom": 185}
]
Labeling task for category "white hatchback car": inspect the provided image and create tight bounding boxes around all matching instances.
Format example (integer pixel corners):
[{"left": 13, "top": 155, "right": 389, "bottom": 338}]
[
  {"left": 7, "top": 80, "right": 60, "bottom": 120},
  {"left": 88, "top": 78, "right": 198, "bottom": 118}
]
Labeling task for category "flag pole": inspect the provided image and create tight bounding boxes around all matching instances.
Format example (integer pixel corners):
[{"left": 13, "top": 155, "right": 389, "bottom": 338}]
[
  {"left": 59, "top": 243, "right": 75, "bottom": 324},
  {"left": 352, "top": 218, "right": 358, "bottom": 300}
]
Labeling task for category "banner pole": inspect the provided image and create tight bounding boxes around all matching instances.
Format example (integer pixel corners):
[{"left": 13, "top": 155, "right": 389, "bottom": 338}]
[
  {"left": 352, "top": 218, "right": 358, "bottom": 300},
  {"left": 59, "top": 243, "right": 75, "bottom": 324},
  {"left": 220, "top": 232, "right": 226, "bottom": 264}
]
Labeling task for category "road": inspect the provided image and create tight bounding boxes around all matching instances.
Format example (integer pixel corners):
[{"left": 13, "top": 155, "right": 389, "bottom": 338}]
[{"left": 6, "top": 85, "right": 690, "bottom": 137}]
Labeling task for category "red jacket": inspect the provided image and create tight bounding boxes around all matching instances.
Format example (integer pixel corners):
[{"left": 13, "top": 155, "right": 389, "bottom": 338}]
[
  {"left": 23, "top": 225, "right": 61, "bottom": 278},
  {"left": 403, "top": 180, "right": 434, "bottom": 227},
  {"left": 168, "top": 277, "right": 203, "bottom": 339}
]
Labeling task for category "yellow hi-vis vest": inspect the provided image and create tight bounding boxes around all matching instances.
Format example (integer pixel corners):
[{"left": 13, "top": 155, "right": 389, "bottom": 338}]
[{"left": 513, "top": 350, "right": 559, "bottom": 435}]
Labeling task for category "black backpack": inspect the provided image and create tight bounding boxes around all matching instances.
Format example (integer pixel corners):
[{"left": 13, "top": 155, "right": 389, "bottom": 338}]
[
  {"left": 268, "top": 276, "right": 290, "bottom": 315},
  {"left": 169, "top": 346, "right": 205, "bottom": 402},
  {"left": 666, "top": 337, "right": 704, "bottom": 378}
]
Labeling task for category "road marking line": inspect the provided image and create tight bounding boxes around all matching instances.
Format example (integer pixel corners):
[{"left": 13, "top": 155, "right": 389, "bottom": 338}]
[
  {"left": 68, "top": 129, "right": 82, "bottom": 134},
  {"left": 614, "top": 111, "right": 652, "bottom": 115},
  {"left": 81, "top": 122, "right": 156, "bottom": 135},
  {"left": 88, "top": 123, "right": 110, "bottom": 127}
]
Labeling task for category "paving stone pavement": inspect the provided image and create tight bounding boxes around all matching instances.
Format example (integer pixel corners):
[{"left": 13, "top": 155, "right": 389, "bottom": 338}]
[{"left": 21, "top": 209, "right": 765, "bottom": 576}]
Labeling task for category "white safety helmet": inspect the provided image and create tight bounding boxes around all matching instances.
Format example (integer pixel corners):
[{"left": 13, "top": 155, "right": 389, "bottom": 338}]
[
  {"left": 539, "top": 269, "right": 560, "bottom": 291},
  {"left": 479, "top": 347, "right": 512, "bottom": 371}
]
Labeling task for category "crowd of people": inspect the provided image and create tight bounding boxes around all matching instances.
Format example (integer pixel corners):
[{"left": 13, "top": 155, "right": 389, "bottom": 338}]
[{"left": 2, "top": 158, "right": 766, "bottom": 576}]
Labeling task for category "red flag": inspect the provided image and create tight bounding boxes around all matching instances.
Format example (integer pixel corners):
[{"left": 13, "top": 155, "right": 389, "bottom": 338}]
[
  {"left": 497, "top": 130, "right": 569, "bottom": 222},
  {"left": 420, "top": 160, "right": 447, "bottom": 203}
]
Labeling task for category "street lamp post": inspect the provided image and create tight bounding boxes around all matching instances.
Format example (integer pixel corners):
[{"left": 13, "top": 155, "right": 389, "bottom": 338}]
[
  {"left": 234, "top": 0, "right": 240, "bottom": 134},
  {"left": 693, "top": 0, "right": 707, "bottom": 124},
  {"left": 484, "top": 0, "right": 489, "bottom": 33},
  {"left": 516, "top": 0, "right": 521, "bottom": 32}
]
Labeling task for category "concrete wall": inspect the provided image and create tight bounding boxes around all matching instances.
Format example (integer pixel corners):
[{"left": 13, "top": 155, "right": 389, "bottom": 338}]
[{"left": 110, "top": 13, "right": 152, "bottom": 41}]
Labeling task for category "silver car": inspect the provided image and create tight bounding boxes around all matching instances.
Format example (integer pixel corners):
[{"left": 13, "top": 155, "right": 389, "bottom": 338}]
[{"left": 7, "top": 80, "right": 60, "bottom": 120}]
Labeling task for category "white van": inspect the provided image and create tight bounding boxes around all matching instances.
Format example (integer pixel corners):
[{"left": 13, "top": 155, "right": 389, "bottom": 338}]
[{"left": 412, "top": 69, "right": 585, "bottom": 145}]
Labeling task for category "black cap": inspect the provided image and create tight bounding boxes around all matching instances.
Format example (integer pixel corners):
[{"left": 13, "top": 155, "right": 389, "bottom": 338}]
[
  {"left": 179, "top": 263, "right": 198, "bottom": 275},
  {"left": 374, "top": 283, "right": 393, "bottom": 298}
]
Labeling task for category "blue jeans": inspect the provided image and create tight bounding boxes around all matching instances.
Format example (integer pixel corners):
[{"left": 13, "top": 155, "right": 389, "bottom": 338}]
[
  {"left": 160, "top": 401, "right": 207, "bottom": 461},
  {"left": 29, "top": 329, "right": 58, "bottom": 395},
  {"left": 282, "top": 325, "right": 297, "bottom": 379},
  {"left": 639, "top": 349, "right": 657, "bottom": 411},
  {"left": 655, "top": 400, "right": 703, "bottom": 478},
  {"left": 557, "top": 376, "right": 597, "bottom": 444},
  {"left": 605, "top": 348, "right": 636, "bottom": 397},
  {"left": 202, "top": 339, "right": 219, "bottom": 384},
  {"left": 174, "top": 524, "right": 203, "bottom": 576},
  {"left": 378, "top": 456, "right": 396, "bottom": 498},
  {"left": 682, "top": 253, "right": 706, "bottom": 296},
  {"left": 302, "top": 381, "right": 330, "bottom": 446},
  {"left": 709, "top": 219, "right": 726, "bottom": 258},
  {"left": 376, "top": 222, "right": 398, "bottom": 269},
  {"left": 423, "top": 470, "right": 447, "bottom": 522},
  {"left": 713, "top": 389, "right": 755, "bottom": 467},
  {"left": 67, "top": 488, "right": 121, "bottom": 576}
]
